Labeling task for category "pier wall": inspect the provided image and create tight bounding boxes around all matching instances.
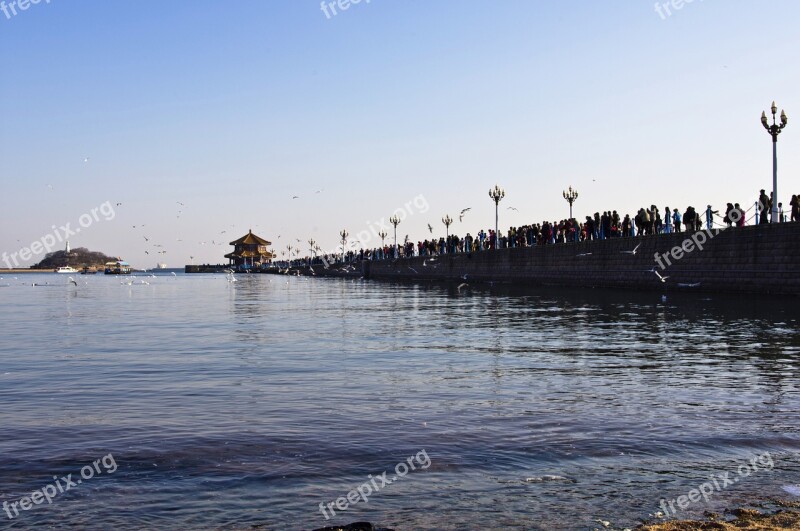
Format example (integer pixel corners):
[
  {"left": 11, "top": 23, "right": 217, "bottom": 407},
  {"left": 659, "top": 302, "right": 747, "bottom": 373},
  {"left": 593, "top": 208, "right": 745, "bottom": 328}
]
[{"left": 360, "top": 223, "right": 800, "bottom": 295}]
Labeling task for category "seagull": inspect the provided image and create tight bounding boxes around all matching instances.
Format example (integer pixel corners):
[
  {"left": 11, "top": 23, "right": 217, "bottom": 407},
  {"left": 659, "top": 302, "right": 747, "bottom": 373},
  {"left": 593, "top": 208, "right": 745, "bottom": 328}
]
[
  {"left": 177, "top": 201, "right": 185, "bottom": 206},
  {"left": 171, "top": 272, "right": 177, "bottom": 277},
  {"left": 144, "top": 236, "right": 149, "bottom": 241},
  {"left": 315, "top": 189, "right": 323, "bottom": 194},
  {"left": 460, "top": 208, "right": 471, "bottom": 215},
  {"left": 457, "top": 283, "right": 468, "bottom": 292},
  {"left": 461, "top": 274, "right": 468, "bottom": 280},
  {"left": 621, "top": 243, "right": 642, "bottom": 255},
  {"left": 507, "top": 207, "right": 518, "bottom": 211},
  {"left": 408, "top": 267, "right": 419, "bottom": 274},
  {"left": 576, "top": 252, "right": 593, "bottom": 257},
  {"left": 427, "top": 224, "right": 433, "bottom": 233},
  {"left": 145, "top": 251, "right": 149, "bottom": 255},
  {"left": 83, "top": 157, "right": 90, "bottom": 163},
  {"left": 782, "top": 485, "right": 800, "bottom": 497},
  {"left": 292, "top": 196, "right": 300, "bottom": 199},
  {"left": 68, "top": 277, "right": 77, "bottom": 286},
  {"left": 653, "top": 269, "right": 669, "bottom": 283}
]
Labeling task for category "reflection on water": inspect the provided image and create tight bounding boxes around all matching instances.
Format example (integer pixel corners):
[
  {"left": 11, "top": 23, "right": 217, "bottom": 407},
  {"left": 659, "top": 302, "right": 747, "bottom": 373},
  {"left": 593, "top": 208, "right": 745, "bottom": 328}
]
[{"left": 0, "top": 273, "right": 798, "bottom": 530}]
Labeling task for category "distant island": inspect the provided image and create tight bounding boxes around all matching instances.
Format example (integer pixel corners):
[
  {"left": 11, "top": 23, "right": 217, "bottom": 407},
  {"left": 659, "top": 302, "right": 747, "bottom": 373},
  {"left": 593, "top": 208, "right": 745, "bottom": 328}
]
[{"left": 32, "top": 247, "right": 118, "bottom": 270}]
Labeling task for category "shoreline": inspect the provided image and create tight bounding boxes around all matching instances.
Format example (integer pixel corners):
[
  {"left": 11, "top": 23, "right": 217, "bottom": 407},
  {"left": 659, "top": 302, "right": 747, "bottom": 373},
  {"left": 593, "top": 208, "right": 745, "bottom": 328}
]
[
  {"left": 639, "top": 505, "right": 800, "bottom": 530},
  {"left": 0, "top": 269, "right": 61, "bottom": 274}
]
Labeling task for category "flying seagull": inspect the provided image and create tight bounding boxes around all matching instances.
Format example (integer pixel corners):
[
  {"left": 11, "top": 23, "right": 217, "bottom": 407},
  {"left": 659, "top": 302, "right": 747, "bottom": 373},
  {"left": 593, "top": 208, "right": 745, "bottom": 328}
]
[
  {"left": 652, "top": 269, "right": 669, "bottom": 283},
  {"left": 621, "top": 243, "right": 642, "bottom": 255},
  {"left": 507, "top": 207, "right": 518, "bottom": 211},
  {"left": 68, "top": 277, "right": 77, "bottom": 286},
  {"left": 427, "top": 224, "right": 433, "bottom": 233}
]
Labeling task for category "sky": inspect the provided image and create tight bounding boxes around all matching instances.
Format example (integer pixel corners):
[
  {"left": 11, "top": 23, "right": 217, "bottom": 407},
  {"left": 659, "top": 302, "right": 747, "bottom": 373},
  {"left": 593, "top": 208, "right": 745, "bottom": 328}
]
[{"left": 1, "top": 0, "right": 798, "bottom": 268}]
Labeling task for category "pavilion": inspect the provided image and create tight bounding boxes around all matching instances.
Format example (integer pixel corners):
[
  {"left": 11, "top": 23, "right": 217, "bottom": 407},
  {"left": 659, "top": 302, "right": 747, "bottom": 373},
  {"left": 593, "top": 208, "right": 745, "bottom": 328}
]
[{"left": 225, "top": 230, "right": 274, "bottom": 268}]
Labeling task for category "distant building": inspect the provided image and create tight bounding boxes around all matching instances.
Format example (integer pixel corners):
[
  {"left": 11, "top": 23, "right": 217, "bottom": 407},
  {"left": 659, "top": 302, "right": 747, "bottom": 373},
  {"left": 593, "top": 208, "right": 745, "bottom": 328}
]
[{"left": 225, "top": 230, "right": 274, "bottom": 268}]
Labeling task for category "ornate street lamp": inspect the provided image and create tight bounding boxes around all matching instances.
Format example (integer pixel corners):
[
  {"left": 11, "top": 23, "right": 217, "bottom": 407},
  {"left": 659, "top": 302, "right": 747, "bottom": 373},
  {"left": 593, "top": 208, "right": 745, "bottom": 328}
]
[
  {"left": 378, "top": 230, "right": 388, "bottom": 248},
  {"left": 308, "top": 238, "right": 316, "bottom": 262},
  {"left": 389, "top": 215, "right": 401, "bottom": 258},
  {"left": 442, "top": 214, "right": 453, "bottom": 254},
  {"left": 442, "top": 214, "right": 453, "bottom": 239},
  {"left": 339, "top": 230, "right": 349, "bottom": 263},
  {"left": 563, "top": 186, "right": 579, "bottom": 219},
  {"left": 761, "top": 101, "right": 788, "bottom": 223},
  {"left": 488, "top": 185, "right": 505, "bottom": 250}
]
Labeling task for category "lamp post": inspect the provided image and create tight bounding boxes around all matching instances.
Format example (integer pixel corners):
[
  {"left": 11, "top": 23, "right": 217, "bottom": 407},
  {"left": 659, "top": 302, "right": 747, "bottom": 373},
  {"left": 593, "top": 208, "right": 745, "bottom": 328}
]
[
  {"left": 377, "top": 230, "right": 388, "bottom": 260},
  {"left": 442, "top": 215, "right": 453, "bottom": 239},
  {"left": 562, "top": 186, "right": 579, "bottom": 219},
  {"left": 339, "top": 230, "right": 349, "bottom": 263},
  {"left": 488, "top": 185, "right": 505, "bottom": 250},
  {"left": 442, "top": 214, "right": 453, "bottom": 254},
  {"left": 308, "top": 238, "right": 316, "bottom": 265},
  {"left": 761, "top": 101, "right": 788, "bottom": 224},
  {"left": 389, "top": 215, "right": 401, "bottom": 258},
  {"left": 286, "top": 245, "right": 293, "bottom": 267}
]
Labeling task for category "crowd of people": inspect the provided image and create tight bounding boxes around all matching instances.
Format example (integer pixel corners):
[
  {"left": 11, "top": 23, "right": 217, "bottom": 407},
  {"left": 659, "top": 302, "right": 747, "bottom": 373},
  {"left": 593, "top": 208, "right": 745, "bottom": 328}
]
[{"left": 296, "top": 191, "right": 800, "bottom": 266}]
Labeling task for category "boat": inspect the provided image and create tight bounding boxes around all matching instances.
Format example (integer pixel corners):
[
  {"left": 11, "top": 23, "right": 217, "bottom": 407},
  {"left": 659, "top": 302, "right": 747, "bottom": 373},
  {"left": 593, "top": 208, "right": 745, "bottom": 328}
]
[
  {"left": 104, "top": 260, "right": 132, "bottom": 275},
  {"left": 156, "top": 263, "right": 168, "bottom": 269},
  {"left": 80, "top": 266, "right": 98, "bottom": 275},
  {"left": 55, "top": 266, "right": 79, "bottom": 274}
]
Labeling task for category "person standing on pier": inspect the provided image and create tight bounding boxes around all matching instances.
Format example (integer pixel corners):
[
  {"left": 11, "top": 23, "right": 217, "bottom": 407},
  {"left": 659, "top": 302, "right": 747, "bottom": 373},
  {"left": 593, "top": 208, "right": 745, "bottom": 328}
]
[
  {"left": 672, "top": 209, "right": 682, "bottom": 233},
  {"left": 759, "top": 189, "right": 771, "bottom": 225},
  {"left": 705, "top": 205, "right": 718, "bottom": 230},
  {"left": 791, "top": 195, "right": 799, "bottom": 222}
]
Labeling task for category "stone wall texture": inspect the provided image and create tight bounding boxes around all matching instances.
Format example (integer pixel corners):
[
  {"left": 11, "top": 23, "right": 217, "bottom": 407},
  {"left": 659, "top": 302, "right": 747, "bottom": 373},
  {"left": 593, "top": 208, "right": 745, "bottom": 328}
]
[{"left": 361, "top": 223, "right": 800, "bottom": 296}]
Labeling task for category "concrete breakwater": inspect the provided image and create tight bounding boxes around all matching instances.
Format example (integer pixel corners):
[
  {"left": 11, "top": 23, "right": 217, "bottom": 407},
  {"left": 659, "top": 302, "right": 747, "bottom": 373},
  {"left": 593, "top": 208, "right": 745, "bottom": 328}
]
[{"left": 292, "top": 223, "right": 800, "bottom": 296}]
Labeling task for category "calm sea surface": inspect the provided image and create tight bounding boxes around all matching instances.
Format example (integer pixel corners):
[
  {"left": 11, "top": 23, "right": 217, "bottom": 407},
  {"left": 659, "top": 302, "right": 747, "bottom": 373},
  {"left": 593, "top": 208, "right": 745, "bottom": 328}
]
[{"left": 0, "top": 272, "right": 799, "bottom": 530}]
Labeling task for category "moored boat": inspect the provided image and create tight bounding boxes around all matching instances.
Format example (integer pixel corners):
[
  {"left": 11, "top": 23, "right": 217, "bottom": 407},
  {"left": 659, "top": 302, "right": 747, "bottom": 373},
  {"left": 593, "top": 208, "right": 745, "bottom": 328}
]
[
  {"left": 55, "top": 266, "right": 79, "bottom": 274},
  {"left": 104, "top": 260, "right": 132, "bottom": 275}
]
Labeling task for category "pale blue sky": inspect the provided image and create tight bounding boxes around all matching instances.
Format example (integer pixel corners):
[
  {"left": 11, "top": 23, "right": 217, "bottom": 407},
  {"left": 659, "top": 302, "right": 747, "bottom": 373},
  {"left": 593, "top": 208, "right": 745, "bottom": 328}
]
[{"left": 1, "top": 0, "right": 798, "bottom": 267}]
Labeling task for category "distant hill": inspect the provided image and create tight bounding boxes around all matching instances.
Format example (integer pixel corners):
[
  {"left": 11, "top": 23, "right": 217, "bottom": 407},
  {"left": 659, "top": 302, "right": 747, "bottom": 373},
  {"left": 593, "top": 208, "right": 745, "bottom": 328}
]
[{"left": 32, "top": 247, "right": 118, "bottom": 270}]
